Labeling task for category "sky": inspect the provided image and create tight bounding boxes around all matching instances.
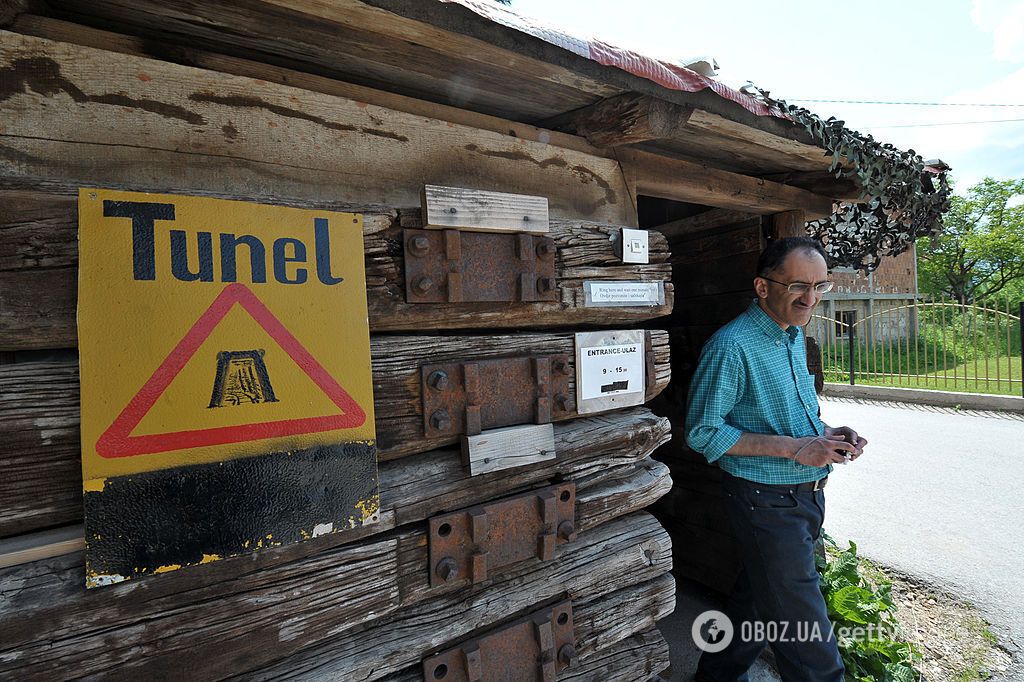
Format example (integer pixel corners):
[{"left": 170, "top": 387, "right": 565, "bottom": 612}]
[{"left": 506, "top": 0, "right": 1024, "bottom": 194}]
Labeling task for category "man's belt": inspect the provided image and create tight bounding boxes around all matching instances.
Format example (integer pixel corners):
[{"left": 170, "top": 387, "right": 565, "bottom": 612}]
[
  {"left": 724, "top": 471, "right": 829, "bottom": 493},
  {"left": 760, "top": 476, "right": 828, "bottom": 493}
]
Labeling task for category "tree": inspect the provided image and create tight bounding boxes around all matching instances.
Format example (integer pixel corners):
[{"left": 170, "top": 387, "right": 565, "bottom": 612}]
[{"left": 917, "top": 177, "right": 1024, "bottom": 303}]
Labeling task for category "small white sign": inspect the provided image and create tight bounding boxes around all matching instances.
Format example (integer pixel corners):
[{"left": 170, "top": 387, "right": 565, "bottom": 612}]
[
  {"left": 579, "top": 343, "right": 644, "bottom": 399},
  {"left": 575, "top": 330, "right": 646, "bottom": 414},
  {"left": 584, "top": 281, "right": 665, "bottom": 307}
]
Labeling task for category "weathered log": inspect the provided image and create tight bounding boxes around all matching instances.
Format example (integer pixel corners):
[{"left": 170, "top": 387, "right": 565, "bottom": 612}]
[
  {"left": 0, "top": 343, "right": 667, "bottom": 537},
  {"left": 382, "top": 626, "right": 671, "bottom": 682},
  {"left": 34, "top": 0, "right": 619, "bottom": 121},
  {"left": 560, "top": 628, "right": 672, "bottom": 682},
  {"left": 0, "top": 359, "right": 80, "bottom": 537},
  {"left": 0, "top": 510, "right": 672, "bottom": 680},
  {"left": 6, "top": 12, "right": 610, "bottom": 159},
  {"left": 552, "top": 93, "right": 694, "bottom": 148},
  {"left": 0, "top": 332, "right": 669, "bottom": 525},
  {"left": 0, "top": 188, "right": 672, "bottom": 350},
  {"left": 238, "top": 515, "right": 673, "bottom": 682},
  {"left": 293, "top": 576, "right": 674, "bottom": 682},
  {"left": 0, "top": 30, "right": 631, "bottom": 228}
]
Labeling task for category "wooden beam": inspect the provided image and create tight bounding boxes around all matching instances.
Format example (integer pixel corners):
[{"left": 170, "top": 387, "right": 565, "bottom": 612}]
[
  {"left": 653, "top": 208, "right": 757, "bottom": 241},
  {"left": 0, "top": 508, "right": 671, "bottom": 679},
  {"left": 771, "top": 210, "right": 808, "bottom": 239},
  {"left": 0, "top": 334, "right": 671, "bottom": 512},
  {"left": 0, "top": 190, "right": 672, "bottom": 350},
  {"left": 0, "top": 30, "right": 631, "bottom": 221},
  {"left": 685, "top": 109, "right": 838, "bottom": 170},
  {"left": 759, "top": 170, "right": 863, "bottom": 200},
  {"left": 8, "top": 13, "right": 610, "bottom": 159},
  {"left": 547, "top": 93, "right": 693, "bottom": 148},
  {"left": 0, "top": 525, "right": 84, "bottom": 569},
  {"left": 620, "top": 149, "right": 836, "bottom": 218}
]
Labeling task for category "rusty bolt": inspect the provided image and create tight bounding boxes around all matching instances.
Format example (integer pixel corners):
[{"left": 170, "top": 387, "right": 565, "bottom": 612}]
[
  {"left": 552, "top": 359, "right": 570, "bottom": 376},
  {"left": 435, "top": 557, "right": 458, "bottom": 582},
  {"left": 535, "top": 240, "right": 555, "bottom": 258},
  {"left": 558, "top": 644, "right": 578, "bottom": 668},
  {"left": 430, "top": 409, "right": 452, "bottom": 431},
  {"left": 554, "top": 393, "right": 575, "bottom": 412},
  {"left": 408, "top": 235, "right": 430, "bottom": 256},
  {"left": 537, "top": 277, "right": 557, "bottom": 293},
  {"left": 414, "top": 276, "right": 434, "bottom": 294},
  {"left": 427, "top": 370, "right": 449, "bottom": 391},
  {"left": 558, "top": 521, "right": 577, "bottom": 542}
]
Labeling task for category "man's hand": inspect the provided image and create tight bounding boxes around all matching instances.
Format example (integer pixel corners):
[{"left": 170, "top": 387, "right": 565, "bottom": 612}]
[
  {"left": 824, "top": 425, "right": 868, "bottom": 461},
  {"left": 791, "top": 436, "right": 856, "bottom": 467}
]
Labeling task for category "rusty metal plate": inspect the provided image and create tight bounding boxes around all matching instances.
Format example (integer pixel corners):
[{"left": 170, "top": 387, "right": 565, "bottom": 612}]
[
  {"left": 422, "top": 600, "right": 577, "bottom": 682},
  {"left": 422, "top": 355, "right": 573, "bottom": 438},
  {"left": 404, "top": 228, "right": 558, "bottom": 303},
  {"left": 428, "top": 483, "right": 576, "bottom": 588}
]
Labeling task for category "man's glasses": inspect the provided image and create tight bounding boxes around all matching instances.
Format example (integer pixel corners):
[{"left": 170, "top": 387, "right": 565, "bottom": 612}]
[{"left": 760, "top": 276, "right": 834, "bottom": 295}]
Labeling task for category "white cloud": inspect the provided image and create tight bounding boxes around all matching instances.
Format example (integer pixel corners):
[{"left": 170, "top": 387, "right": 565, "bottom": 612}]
[
  {"left": 971, "top": 0, "right": 1024, "bottom": 62},
  {"left": 851, "top": 65, "right": 1024, "bottom": 189}
]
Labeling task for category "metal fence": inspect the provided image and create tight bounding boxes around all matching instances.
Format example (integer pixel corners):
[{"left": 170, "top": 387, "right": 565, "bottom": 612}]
[{"left": 803, "top": 298, "right": 1024, "bottom": 397}]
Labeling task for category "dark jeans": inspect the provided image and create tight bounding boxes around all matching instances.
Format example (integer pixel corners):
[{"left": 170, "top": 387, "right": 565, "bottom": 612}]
[{"left": 696, "top": 472, "right": 845, "bottom": 682}]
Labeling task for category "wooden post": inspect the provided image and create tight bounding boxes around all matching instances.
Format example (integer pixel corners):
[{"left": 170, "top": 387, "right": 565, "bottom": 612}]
[
  {"left": 771, "top": 210, "right": 808, "bottom": 240},
  {"left": 849, "top": 319, "right": 857, "bottom": 386}
]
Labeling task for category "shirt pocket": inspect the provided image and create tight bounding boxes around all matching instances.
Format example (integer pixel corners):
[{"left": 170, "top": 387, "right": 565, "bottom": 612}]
[{"left": 796, "top": 372, "right": 819, "bottom": 413}]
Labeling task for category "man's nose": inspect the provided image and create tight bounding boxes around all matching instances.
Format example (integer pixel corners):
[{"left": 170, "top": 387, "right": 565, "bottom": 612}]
[{"left": 800, "top": 289, "right": 818, "bottom": 307}]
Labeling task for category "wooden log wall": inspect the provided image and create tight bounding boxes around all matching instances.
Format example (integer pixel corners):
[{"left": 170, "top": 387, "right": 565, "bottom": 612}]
[
  {"left": 0, "top": 15, "right": 681, "bottom": 681},
  {"left": 0, "top": 192, "right": 673, "bottom": 349}
]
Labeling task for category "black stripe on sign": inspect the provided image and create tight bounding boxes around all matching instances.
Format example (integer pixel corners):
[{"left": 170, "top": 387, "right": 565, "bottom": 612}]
[{"left": 83, "top": 441, "right": 378, "bottom": 587}]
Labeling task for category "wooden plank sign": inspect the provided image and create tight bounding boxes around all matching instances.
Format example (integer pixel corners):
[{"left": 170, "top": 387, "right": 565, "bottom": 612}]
[
  {"left": 77, "top": 189, "right": 378, "bottom": 588},
  {"left": 422, "top": 185, "right": 549, "bottom": 234}
]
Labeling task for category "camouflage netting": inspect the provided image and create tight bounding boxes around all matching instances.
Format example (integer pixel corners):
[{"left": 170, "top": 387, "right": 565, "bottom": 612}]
[{"left": 748, "top": 85, "right": 952, "bottom": 272}]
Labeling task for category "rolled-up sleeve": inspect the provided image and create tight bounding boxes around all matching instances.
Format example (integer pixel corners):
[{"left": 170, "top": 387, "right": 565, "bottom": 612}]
[{"left": 685, "top": 339, "right": 746, "bottom": 464}]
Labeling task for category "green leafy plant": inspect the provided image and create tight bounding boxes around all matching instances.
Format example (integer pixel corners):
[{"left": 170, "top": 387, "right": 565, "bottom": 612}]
[{"left": 816, "top": 536, "right": 922, "bottom": 682}]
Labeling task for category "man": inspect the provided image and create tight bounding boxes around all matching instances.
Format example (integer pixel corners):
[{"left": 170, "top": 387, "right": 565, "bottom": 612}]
[{"left": 686, "top": 237, "right": 868, "bottom": 682}]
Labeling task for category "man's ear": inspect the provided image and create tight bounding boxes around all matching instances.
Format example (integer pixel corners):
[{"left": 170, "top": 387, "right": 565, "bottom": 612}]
[{"left": 753, "top": 277, "right": 769, "bottom": 299}]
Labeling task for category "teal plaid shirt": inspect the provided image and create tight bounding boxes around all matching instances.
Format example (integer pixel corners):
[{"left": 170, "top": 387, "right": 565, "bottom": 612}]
[{"left": 685, "top": 301, "right": 830, "bottom": 484}]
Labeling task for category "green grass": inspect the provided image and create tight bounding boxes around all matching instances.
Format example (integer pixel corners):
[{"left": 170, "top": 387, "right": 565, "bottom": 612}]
[
  {"left": 810, "top": 303, "right": 1023, "bottom": 396},
  {"left": 825, "top": 355, "right": 1023, "bottom": 396},
  {"left": 818, "top": 336, "right": 1022, "bottom": 396}
]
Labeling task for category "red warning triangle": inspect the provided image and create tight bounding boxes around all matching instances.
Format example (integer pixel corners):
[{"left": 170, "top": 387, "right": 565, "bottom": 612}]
[{"left": 96, "top": 283, "right": 367, "bottom": 458}]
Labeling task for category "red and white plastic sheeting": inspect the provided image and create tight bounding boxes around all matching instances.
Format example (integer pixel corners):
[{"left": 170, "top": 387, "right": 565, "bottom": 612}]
[{"left": 441, "top": 0, "right": 786, "bottom": 120}]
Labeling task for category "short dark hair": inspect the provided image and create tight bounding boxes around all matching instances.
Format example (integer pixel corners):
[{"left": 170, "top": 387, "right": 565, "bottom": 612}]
[{"left": 757, "top": 237, "right": 828, "bottom": 277}]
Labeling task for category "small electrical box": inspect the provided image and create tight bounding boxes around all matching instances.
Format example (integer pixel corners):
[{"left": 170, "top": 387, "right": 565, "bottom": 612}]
[{"left": 620, "top": 228, "right": 649, "bottom": 264}]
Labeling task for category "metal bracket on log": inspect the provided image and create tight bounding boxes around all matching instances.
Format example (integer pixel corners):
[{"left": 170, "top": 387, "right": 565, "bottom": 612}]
[
  {"left": 421, "top": 354, "right": 573, "bottom": 437},
  {"left": 403, "top": 228, "right": 558, "bottom": 303},
  {"left": 422, "top": 600, "right": 577, "bottom": 682},
  {"left": 428, "top": 483, "right": 577, "bottom": 588}
]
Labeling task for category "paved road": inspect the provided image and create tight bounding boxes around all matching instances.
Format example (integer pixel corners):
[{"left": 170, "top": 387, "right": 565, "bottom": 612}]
[{"left": 818, "top": 397, "right": 1024, "bottom": 678}]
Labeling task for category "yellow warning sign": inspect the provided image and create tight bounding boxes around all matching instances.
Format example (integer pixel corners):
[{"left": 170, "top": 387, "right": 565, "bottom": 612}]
[{"left": 77, "top": 189, "right": 376, "bottom": 482}]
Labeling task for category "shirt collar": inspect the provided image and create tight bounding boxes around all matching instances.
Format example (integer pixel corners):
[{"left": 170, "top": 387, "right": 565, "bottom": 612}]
[{"left": 746, "top": 300, "right": 800, "bottom": 343}]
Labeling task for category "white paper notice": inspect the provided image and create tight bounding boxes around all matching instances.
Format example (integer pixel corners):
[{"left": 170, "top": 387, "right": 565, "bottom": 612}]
[
  {"left": 578, "top": 343, "right": 645, "bottom": 400},
  {"left": 584, "top": 281, "right": 664, "bottom": 307}
]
